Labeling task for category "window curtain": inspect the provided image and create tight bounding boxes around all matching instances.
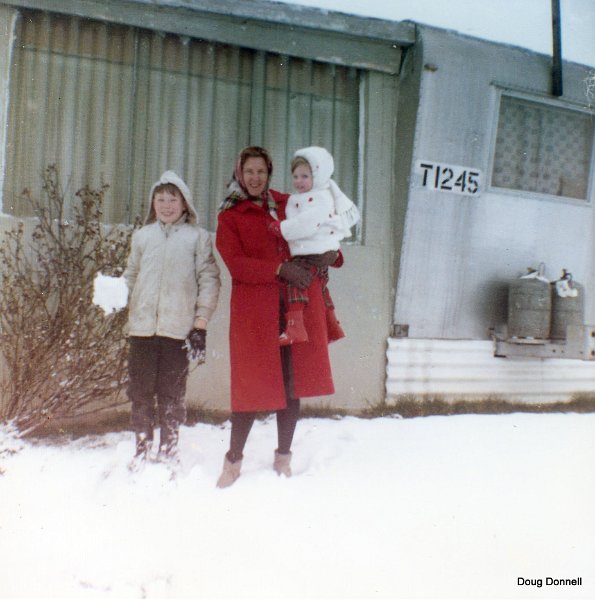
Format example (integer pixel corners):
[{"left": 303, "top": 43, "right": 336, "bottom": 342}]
[
  {"left": 492, "top": 95, "right": 593, "bottom": 201},
  {"left": 4, "top": 10, "right": 360, "bottom": 229},
  {"left": 4, "top": 12, "right": 136, "bottom": 222}
]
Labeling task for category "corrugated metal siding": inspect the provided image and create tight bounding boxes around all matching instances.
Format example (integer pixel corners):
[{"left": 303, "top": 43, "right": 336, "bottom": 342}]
[
  {"left": 386, "top": 337, "right": 595, "bottom": 403},
  {"left": 3, "top": 9, "right": 360, "bottom": 229}
]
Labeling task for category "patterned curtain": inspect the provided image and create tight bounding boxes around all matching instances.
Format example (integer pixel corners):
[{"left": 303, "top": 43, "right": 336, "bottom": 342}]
[{"left": 492, "top": 94, "right": 593, "bottom": 201}]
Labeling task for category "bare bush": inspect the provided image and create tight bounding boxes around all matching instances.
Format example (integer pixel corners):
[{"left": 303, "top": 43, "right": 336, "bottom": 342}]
[{"left": 0, "top": 165, "right": 138, "bottom": 435}]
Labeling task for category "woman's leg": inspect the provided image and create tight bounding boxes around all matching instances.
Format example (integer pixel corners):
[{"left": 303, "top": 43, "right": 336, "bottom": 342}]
[
  {"left": 276, "top": 397, "right": 301, "bottom": 454},
  {"left": 217, "top": 411, "right": 256, "bottom": 488},
  {"left": 276, "top": 344, "right": 300, "bottom": 455},
  {"left": 227, "top": 411, "right": 257, "bottom": 463}
]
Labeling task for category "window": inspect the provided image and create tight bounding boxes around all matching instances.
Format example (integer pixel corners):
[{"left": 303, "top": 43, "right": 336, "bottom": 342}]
[
  {"left": 4, "top": 9, "right": 361, "bottom": 228},
  {"left": 491, "top": 93, "right": 594, "bottom": 202}
]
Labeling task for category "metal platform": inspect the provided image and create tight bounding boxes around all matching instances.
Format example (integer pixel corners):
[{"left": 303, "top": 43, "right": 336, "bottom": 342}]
[{"left": 493, "top": 325, "right": 595, "bottom": 361}]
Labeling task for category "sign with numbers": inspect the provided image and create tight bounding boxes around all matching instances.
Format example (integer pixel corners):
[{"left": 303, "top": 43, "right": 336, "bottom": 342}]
[{"left": 416, "top": 160, "right": 482, "bottom": 197}]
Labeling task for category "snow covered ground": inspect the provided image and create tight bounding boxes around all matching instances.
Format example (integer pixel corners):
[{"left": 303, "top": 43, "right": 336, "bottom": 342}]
[{"left": 1, "top": 412, "right": 594, "bottom": 599}]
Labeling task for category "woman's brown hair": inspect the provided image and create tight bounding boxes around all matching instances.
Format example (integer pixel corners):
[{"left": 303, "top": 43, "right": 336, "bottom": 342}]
[{"left": 235, "top": 146, "right": 273, "bottom": 180}]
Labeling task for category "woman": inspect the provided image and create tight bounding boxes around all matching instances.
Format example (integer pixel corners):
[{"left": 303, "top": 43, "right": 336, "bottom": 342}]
[{"left": 215, "top": 146, "right": 341, "bottom": 488}]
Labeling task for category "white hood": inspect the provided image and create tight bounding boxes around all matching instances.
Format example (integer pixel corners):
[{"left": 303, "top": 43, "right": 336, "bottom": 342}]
[
  {"left": 293, "top": 146, "right": 334, "bottom": 190},
  {"left": 145, "top": 170, "right": 198, "bottom": 225},
  {"left": 293, "top": 146, "right": 360, "bottom": 230}
]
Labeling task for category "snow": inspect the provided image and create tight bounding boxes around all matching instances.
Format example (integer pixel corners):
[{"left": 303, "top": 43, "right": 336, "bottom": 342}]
[
  {"left": 1, "top": 413, "right": 594, "bottom": 599},
  {"left": 93, "top": 273, "right": 128, "bottom": 315},
  {"left": 274, "top": 0, "right": 595, "bottom": 68}
]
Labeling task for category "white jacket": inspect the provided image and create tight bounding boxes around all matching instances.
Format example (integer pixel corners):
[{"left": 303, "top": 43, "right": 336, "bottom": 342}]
[
  {"left": 282, "top": 188, "right": 344, "bottom": 255},
  {"left": 124, "top": 171, "right": 221, "bottom": 339},
  {"left": 280, "top": 146, "right": 360, "bottom": 256}
]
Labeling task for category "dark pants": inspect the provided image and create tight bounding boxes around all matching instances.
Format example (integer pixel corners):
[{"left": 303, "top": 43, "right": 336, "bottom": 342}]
[
  {"left": 227, "top": 344, "right": 300, "bottom": 463},
  {"left": 128, "top": 335, "right": 189, "bottom": 450}
]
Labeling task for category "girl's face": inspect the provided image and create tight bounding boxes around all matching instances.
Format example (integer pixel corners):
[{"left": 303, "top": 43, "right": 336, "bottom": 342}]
[
  {"left": 292, "top": 163, "right": 313, "bottom": 193},
  {"left": 242, "top": 157, "right": 269, "bottom": 197},
  {"left": 153, "top": 189, "right": 185, "bottom": 224}
]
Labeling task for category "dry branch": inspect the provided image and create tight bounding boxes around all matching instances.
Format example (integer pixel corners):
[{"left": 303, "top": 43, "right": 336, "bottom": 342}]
[{"left": 0, "top": 165, "right": 138, "bottom": 435}]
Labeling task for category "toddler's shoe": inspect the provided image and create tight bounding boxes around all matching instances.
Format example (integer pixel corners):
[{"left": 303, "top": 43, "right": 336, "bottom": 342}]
[{"left": 280, "top": 311, "right": 309, "bottom": 346}]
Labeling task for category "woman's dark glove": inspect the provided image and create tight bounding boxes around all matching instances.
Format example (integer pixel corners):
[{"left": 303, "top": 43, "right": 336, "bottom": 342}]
[
  {"left": 296, "top": 251, "right": 339, "bottom": 268},
  {"left": 278, "top": 261, "right": 313, "bottom": 289},
  {"left": 185, "top": 328, "right": 207, "bottom": 363}
]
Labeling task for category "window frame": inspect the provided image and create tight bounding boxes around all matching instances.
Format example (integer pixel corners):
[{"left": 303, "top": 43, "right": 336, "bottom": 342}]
[{"left": 487, "top": 86, "right": 595, "bottom": 206}]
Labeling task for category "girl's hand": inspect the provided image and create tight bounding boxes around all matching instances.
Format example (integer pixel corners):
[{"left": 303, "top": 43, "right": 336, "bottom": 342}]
[{"left": 186, "top": 328, "right": 207, "bottom": 363}]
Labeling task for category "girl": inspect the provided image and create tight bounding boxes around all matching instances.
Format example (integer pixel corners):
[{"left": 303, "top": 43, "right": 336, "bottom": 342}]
[{"left": 124, "top": 170, "right": 220, "bottom": 471}]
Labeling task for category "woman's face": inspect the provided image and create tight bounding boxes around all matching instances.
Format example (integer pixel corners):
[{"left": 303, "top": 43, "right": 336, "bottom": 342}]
[{"left": 242, "top": 157, "right": 269, "bottom": 197}]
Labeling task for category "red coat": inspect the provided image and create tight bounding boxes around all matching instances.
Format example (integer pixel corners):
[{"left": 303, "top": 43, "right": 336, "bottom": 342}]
[{"left": 216, "top": 189, "right": 336, "bottom": 412}]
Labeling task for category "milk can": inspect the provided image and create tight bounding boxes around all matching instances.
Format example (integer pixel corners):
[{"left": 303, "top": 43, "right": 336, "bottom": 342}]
[
  {"left": 507, "top": 264, "right": 551, "bottom": 339},
  {"left": 550, "top": 269, "right": 584, "bottom": 340}
]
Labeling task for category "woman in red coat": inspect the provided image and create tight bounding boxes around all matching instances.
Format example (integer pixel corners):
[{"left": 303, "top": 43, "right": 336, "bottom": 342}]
[{"left": 215, "top": 146, "right": 340, "bottom": 488}]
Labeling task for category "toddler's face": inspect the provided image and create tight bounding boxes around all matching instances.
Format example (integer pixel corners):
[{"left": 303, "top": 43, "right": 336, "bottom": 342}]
[
  {"left": 292, "top": 164, "right": 313, "bottom": 193},
  {"left": 153, "top": 189, "right": 185, "bottom": 224}
]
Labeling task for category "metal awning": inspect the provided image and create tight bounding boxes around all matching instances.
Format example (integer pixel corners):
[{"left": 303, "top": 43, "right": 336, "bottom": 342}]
[{"left": 0, "top": 0, "right": 416, "bottom": 74}]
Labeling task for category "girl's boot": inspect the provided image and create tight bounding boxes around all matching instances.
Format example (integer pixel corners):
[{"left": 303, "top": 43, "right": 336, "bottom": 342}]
[
  {"left": 279, "top": 311, "right": 309, "bottom": 346},
  {"left": 158, "top": 425, "right": 179, "bottom": 460},
  {"left": 326, "top": 308, "right": 345, "bottom": 342},
  {"left": 157, "top": 428, "right": 181, "bottom": 478},
  {"left": 128, "top": 432, "right": 152, "bottom": 472},
  {"left": 216, "top": 455, "right": 242, "bottom": 488},
  {"left": 273, "top": 450, "right": 292, "bottom": 477}
]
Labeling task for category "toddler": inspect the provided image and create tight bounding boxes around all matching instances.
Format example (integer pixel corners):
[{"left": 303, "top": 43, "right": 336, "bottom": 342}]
[{"left": 269, "top": 146, "right": 359, "bottom": 345}]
